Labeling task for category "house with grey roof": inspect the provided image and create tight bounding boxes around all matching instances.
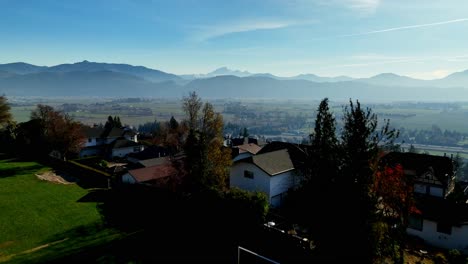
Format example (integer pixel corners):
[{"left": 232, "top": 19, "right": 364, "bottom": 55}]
[
  {"left": 230, "top": 148, "right": 303, "bottom": 207},
  {"left": 80, "top": 125, "right": 143, "bottom": 158}
]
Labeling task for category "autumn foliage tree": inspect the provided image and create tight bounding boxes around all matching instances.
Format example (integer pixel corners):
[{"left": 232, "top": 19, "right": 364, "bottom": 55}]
[
  {"left": 372, "top": 161, "right": 415, "bottom": 263},
  {"left": 16, "top": 104, "right": 85, "bottom": 160},
  {"left": 0, "top": 95, "right": 15, "bottom": 154},
  {"left": 182, "top": 92, "right": 232, "bottom": 191},
  {"left": 0, "top": 95, "right": 12, "bottom": 127}
]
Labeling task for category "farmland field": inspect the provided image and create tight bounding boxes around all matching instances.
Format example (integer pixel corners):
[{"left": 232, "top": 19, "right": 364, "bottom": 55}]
[{"left": 8, "top": 96, "right": 468, "bottom": 138}]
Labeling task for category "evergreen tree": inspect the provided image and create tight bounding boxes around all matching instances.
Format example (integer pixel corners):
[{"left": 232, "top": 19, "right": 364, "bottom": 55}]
[
  {"left": 114, "top": 116, "right": 122, "bottom": 128},
  {"left": 104, "top": 115, "right": 114, "bottom": 130},
  {"left": 339, "top": 99, "right": 399, "bottom": 263},
  {"left": 242, "top": 127, "right": 249, "bottom": 138},
  {"left": 169, "top": 116, "right": 179, "bottom": 130},
  {"left": 309, "top": 98, "right": 339, "bottom": 185}
]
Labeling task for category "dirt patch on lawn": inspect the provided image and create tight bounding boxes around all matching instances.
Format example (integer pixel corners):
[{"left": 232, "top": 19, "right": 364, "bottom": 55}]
[{"left": 36, "top": 170, "right": 78, "bottom": 184}]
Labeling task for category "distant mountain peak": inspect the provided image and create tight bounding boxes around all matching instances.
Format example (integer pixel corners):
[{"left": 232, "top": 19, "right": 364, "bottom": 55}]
[
  {"left": 208, "top": 67, "right": 251, "bottom": 77},
  {"left": 372, "top": 72, "right": 402, "bottom": 78}
]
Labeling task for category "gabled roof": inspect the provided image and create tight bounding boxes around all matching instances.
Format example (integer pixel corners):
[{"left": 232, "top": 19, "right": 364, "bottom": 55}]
[
  {"left": 257, "top": 141, "right": 310, "bottom": 170},
  {"left": 108, "top": 127, "right": 126, "bottom": 138},
  {"left": 139, "top": 157, "right": 169, "bottom": 168},
  {"left": 236, "top": 143, "right": 262, "bottom": 155},
  {"left": 251, "top": 149, "right": 295, "bottom": 176},
  {"left": 381, "top": 152, "right": 453, "bottom": 186},
  {"left": 83, "top": 126, "right": 106, "bottom": 138},
  {"left": 83, "top": 126, "right": 137, "bottom": 139},
  {"left": 414, "top": 195, "right": 468, "bottom": 225},
  {"left": 110, "top": 138, "right": 141, "bottom": 149},
  {"left": 127, "top": 163, "right": 177, "bottom": 183}
]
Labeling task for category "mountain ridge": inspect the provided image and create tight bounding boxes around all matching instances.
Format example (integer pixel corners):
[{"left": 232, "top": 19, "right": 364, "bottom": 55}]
[{"left": 1, "top": 61, "right": 468, "bottom": 101}]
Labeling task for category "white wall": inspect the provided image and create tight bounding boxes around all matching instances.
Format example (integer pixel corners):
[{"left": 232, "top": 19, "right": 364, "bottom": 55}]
[
  {"left": 230, "top": 162, "right": 271, "bottom": 198},
  {"left": 270, "top": 170, "right": 296, "bottom": 198},
  {"left": 407, "top": 220, "right": 468, "bottom": 254},
  {"left": 122, "top": 173, "right": 136, "bottom": 184},
  {"left": 84, "top": 138, "right": 97, "bottom": 147},
  {"left": 112, "top": 146, "right": 143, "bottom": 158},
  {"left": 414, "top": 184, "right": 444, "bottom": 198},
  {"left": 79, "top": 148, "right": 100, "bottom": 158},
  {"left": 430, "top": 186, "right": 444, "bottom": 197},
  {"left": 414, "top": 184, "right": 426, "bottom": 194}
]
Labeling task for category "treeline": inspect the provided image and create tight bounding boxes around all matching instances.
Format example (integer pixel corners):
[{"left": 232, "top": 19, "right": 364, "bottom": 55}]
[
  {"left": 58, "top": 102, "right": 153, "bottom": 116},
  {"left": 398, "top": 125, "right": 468, "bottom": 147}
]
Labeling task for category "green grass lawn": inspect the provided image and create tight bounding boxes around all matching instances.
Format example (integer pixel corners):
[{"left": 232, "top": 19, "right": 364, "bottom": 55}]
[{"left": 0, "top": 158, "right": 122, "bottom": 263}]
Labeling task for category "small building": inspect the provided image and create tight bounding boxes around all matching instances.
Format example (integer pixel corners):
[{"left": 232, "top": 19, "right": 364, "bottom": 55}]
[
  {"left": 230, "top": 148, "right": 302, "bottom": 208},
  {"left": 122, "top": 163, "right": 177, "bottom": 186},
  {"left": 407, "top": 196, "right": 468, "bottom": 254},
  {"left": 109, "top": 138, "right": 144, "bottom": 158},
  {"left": 381, "top": 152, "right": 455, "bottom": 198},
  {"left": 80, "top": 126, "right": 143, "bottom": 158},
  {"left": 121, "top": 153, "right": 185, "bottom": 189}
]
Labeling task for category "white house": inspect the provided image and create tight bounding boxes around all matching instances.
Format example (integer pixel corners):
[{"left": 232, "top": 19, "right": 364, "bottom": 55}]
[
  {"left": 382, "top": 152, "right": 468, "bottom": 252},
  {"left": 80, "top": 126, "right": 142, "bottom": 158},
  {"left": 407, "top": 197, "right": 468, "bottom": 254},
  {"left": 382, "top": 152, "right": 455, "bottom": 198},
  {"left": 230, "top": 148, "right": 302, "bottom": 207},
  {"left": 109, "top": 138, "right": 144, "bottom": 158}
]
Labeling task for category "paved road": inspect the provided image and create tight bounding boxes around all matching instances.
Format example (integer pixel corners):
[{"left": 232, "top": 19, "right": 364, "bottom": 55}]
[{"left": 401, "top": 143, "right": 468, "bottom": 155}]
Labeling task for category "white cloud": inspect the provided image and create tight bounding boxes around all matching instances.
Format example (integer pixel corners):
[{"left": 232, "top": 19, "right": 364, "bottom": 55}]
[
  {"left": 316, "top": 0, "right": 380, "bottom": 14},
  {"left": 344, "top": 0, "right": 380, "bottom": 13},
  {"left": 342, "top": 18, "right": 468, "bottom": 37},
  {"left": 191, "top": 19, "right": 314, "bottom": 42}
]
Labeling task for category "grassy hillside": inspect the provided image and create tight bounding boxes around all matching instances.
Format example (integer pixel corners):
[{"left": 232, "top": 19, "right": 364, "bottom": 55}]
[{"left": 0, "top": 158, "right": 121, "bottom": 263}]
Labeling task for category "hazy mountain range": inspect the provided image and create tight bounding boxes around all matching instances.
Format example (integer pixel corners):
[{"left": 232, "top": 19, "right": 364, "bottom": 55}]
[{"left": 1, "top": 60, "right": 468, "bottom": 101}]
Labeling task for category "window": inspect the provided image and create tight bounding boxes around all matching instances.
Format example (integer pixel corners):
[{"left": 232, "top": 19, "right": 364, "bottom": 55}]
[
  {"left": 408, "top": 215, "right": 423, "bottom": 231},
  {"left": 244, "top": 170, "right": 254, "bottom": 179},
  {"left": 88, "top": 138, "right": 92, "bottom": 143},
  {"left": 437, "top": 222, "right": 452, "bottom": 235}
]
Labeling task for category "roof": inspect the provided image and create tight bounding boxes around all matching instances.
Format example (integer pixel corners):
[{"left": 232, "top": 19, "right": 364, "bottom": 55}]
[
  {"left": 413, "top": 195, "right": 468, "bottom": 225},
  {"left": 127, "top": 163, "right": 177, "bottom": 183},
  {"left": 110, "top": 138, "right": 141, "bottom": 149},
  {"left": 83, "top": 126, "right": 137, "bottom": 139},
  {"left": 139, "top": 157, "right": 170, "bottom": 168},
  {"left": 381, "top": 152, "right": 453, "bottom": 186},
  {"left": 251, "top": 149, "right": 295, "bottom": 176},
  {"left": 257, "top": 141, "right": 310, "bottom": 170},
  {"left": 236, "top": 143, "right": 262, "bottom": 155},
  {"left": 83, "top": 126, "right": 105, "bottom": 138}
]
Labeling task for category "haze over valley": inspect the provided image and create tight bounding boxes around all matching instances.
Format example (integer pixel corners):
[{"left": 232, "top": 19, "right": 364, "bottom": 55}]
[{"left": 2, "top": 60, "right": 468, "bottom": 101}]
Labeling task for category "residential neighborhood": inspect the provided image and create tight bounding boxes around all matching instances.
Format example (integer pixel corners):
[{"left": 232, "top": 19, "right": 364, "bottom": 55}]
[{"left": 3, "top": 92, "right": 468, "bottom": 263}]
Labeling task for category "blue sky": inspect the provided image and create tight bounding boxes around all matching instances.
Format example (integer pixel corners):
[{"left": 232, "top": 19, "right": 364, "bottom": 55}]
[{"left": 1, "top": 0, "right": 468, "bottom": 79}]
